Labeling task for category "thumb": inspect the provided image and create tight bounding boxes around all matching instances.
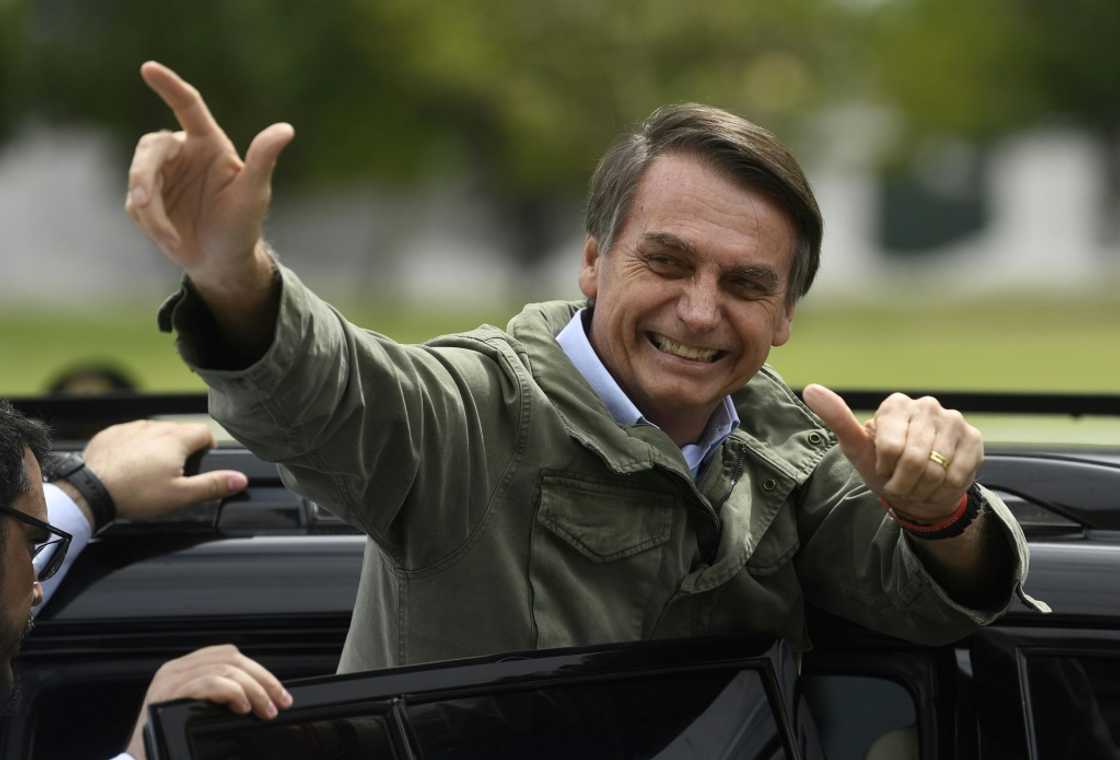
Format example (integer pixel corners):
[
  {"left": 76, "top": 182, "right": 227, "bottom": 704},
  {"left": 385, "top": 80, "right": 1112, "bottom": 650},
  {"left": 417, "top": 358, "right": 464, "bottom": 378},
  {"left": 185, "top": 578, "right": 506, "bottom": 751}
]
[
  {"left": 241, "top": 122, "right": 295, "bottom": 192},
  {"left": 171, "top": 470, "right": 249, "bottom": 508},
  {"left": 802, "top": 384, "right": 874, "bottom": 471}
]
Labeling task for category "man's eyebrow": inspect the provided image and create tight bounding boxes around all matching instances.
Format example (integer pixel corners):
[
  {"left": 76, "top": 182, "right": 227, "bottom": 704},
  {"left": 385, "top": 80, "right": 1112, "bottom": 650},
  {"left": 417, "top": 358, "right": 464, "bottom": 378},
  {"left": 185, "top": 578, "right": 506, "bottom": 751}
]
[
  {"left": 724, "top": 264, "right": 780, "bottom": 290},
  {"left": 641, "top": 232, "right": 696, "bottom": 256},
  {"left": 640, "top": 231, "right": 782, "bottom": 290}
]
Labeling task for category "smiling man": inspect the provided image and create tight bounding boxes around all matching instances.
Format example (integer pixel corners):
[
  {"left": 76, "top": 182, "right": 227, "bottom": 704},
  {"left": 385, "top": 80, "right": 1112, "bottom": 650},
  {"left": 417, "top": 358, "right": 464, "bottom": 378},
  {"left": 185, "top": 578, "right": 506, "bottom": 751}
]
[
  {"left": 576, "top": 151, "right": 798, "bottom": 450},
  {"left": 126, "top": 61, "right": 1044, "bottom": 679}
]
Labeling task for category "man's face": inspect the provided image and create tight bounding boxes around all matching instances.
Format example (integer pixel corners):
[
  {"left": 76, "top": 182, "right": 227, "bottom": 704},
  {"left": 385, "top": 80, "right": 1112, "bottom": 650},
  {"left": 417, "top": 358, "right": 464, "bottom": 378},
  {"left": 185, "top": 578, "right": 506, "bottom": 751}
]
[
  {"left": 579, "top": 152, "right": 797, "bottom": 444},
  {"left": 0, "top": 449, "right": 46, "bottom": 699}
]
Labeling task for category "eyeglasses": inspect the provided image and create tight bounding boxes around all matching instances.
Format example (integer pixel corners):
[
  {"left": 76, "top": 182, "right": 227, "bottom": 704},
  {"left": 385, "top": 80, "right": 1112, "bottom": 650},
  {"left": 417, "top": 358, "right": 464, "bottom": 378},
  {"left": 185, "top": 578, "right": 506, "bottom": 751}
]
[{"left": 0, "top": 505, "right": 73, "bottom": 583}]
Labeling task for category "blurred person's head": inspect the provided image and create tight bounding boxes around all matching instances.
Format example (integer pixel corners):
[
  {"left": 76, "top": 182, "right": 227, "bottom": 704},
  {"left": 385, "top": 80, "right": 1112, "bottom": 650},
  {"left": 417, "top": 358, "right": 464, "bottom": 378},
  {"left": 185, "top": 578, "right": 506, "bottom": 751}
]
[
  {"left": 0, "top": 401, "right": 51, "bottom": 705},
  {"left": 47, "top": 362, "right": 138, "bottom": 396},
  {"left": 584, "top": 103, "right": 822, "bottom": 308}
]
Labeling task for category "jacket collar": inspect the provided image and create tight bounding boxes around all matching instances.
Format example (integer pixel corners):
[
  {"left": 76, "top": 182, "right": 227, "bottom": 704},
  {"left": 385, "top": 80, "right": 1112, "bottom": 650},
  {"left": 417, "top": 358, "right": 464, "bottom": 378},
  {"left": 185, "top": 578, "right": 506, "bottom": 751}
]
[
  {"left": 506, "top": 301, "right": 833, "bottom": 484},
  {"left": 506, "top": 300, "right": 685, "bottom": 476}
]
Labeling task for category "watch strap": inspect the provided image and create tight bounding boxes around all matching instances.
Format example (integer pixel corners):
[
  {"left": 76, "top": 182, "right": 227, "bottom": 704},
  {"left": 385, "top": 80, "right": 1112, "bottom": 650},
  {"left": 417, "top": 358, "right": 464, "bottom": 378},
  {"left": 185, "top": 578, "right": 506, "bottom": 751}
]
[{"left": 43, "top": 452, "right": 116, "bottom": 532}]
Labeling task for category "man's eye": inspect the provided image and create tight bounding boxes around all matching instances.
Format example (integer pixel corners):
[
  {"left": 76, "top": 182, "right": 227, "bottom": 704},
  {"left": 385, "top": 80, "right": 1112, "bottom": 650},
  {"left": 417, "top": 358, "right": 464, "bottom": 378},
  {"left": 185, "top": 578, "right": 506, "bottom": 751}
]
[
  {"left": 646, "top": 254, "right": 686, "bottom": 275},
  {"left": 727, "top": 279, "right": 770, "bottom": 299},
  {"left": 26, "top": 530, "right": 48, "bottom": 552}
]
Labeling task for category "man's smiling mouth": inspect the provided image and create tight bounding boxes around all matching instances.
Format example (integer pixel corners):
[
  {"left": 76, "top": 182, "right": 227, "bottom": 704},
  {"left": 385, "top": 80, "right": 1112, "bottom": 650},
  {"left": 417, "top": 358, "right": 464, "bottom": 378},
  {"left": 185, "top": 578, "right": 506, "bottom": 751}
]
[{"left": 647, "top": 333, "right": 725, "bottom": 363}]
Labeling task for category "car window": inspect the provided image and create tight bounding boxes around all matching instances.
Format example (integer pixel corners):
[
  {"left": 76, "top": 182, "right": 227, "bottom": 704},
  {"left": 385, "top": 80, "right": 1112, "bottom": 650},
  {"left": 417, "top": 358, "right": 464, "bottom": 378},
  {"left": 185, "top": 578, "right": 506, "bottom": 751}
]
[
  {"left": 1027, "top": 655, "right": 1120, "bottom": 758},
  {"left": 179, "top": 701, "right": 400, "bottom": 760},
  {"left": 154, "top": 662, "right": 789, "bottom": 760},
  {"left": 802, "top": 675, "right": 917, "bottom": 760},
  {"left": 404, "top": 667, "right": 785, "bottom": 760}
]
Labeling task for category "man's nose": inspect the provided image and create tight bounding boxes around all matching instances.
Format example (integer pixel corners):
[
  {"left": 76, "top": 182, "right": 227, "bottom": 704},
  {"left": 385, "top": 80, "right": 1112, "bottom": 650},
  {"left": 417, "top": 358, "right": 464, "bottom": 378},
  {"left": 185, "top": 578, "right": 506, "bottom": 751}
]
[
  {"left": 31, "top": 581, "right": 44, "bottom": 608},
  {"left": 677, "top": 278, "right": 721, "bottom": 332}
]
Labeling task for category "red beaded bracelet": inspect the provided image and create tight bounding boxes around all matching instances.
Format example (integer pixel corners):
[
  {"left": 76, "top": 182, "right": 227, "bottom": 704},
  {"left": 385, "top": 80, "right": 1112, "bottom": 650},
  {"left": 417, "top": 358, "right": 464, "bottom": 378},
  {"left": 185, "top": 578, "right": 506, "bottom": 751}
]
[{"left": 879, "top": 491, "right": 970, "bottom": 535}]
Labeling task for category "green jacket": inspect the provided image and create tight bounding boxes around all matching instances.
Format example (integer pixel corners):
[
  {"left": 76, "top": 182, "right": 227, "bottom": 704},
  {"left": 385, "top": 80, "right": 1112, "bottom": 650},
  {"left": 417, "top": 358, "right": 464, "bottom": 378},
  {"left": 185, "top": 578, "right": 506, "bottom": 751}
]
[{"left": 161, "top": 266, "right": 1035, "bottom": 673}]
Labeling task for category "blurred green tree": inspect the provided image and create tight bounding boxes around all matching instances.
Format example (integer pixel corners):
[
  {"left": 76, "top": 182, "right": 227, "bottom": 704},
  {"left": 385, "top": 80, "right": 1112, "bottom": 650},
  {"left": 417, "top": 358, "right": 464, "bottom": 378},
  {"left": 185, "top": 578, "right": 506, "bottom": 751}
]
[
  {"left": 866, "top": 0, "right": 1120, "bottom": 241},
  {"left": 3, "top": 0, "right": 1117, "bottom": 257},
  {"left": 3, "top": 0, "right": 853, "bottom": 266},
  {"left": 0, "top": 0, "right": 29, "bottom": 144}
]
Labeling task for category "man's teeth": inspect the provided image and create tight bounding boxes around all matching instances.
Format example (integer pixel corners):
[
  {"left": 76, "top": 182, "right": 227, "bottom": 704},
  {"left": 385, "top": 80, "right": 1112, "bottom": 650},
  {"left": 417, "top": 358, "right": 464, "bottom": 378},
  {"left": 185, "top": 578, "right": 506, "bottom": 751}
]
[{"left": 651, "top": 334, "right": 719, "bottom": 362}]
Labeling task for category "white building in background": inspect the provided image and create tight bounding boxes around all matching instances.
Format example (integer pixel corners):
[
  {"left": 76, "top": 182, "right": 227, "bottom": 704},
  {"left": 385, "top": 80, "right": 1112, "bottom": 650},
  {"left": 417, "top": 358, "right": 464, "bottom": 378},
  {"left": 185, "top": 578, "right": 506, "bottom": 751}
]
[{"left": 0, "top": 124, "right": 1116, "bottom": 307}]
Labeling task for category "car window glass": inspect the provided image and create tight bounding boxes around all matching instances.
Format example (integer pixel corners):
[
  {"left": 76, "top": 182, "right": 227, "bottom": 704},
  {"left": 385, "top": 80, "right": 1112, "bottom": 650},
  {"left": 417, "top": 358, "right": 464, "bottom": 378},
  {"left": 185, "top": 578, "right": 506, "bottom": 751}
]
[
  {"left": 801, "top": 675, "right": 917, "bottom": 760},
  {"left": 404, "top": 667, "right": 786, "bottom": 759},
  {"left": 186, "top": 709, "right": 399, "bottom": 760},
  {"left": 1027, "top": 655, "right": 1120, "bottom": 758}
]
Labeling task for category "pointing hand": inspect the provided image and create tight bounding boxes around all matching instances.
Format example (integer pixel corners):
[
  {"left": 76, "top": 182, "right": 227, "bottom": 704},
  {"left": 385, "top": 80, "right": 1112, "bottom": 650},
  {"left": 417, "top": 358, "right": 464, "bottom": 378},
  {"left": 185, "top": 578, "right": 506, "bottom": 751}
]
[{"left": 125, "top": 61, "right": 293, "bottom": 290}]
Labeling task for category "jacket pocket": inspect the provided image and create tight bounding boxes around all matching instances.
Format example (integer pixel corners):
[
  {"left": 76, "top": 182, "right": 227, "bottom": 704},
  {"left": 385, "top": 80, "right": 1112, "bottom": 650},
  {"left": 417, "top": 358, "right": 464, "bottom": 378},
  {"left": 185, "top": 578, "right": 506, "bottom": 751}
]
[{"left": 531, "top": 473, "right": 675, "bottom": 648}]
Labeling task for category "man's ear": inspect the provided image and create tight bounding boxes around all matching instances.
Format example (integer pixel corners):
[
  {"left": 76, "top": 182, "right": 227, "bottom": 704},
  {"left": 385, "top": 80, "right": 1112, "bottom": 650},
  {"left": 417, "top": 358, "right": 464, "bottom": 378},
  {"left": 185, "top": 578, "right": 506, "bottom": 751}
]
[
  {"left": 578, "top": 236, "right": 601, "bottom": 300},
  {"left": 772, "top": 300, "right": 796, "bottom": 347}
]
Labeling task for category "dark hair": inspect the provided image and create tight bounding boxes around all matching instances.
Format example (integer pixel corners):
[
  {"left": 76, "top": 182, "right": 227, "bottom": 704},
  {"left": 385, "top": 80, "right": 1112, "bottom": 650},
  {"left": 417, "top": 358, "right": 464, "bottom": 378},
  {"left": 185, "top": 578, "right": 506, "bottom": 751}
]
[
  {"left": 46, "top": 362, "right": 137, "bottom": 396},
  {"left": 585, "top": 103, "right": 823, "bottom": 306},
  {"left": 0, "top": 401, "right": 52, "bottom": 550}
]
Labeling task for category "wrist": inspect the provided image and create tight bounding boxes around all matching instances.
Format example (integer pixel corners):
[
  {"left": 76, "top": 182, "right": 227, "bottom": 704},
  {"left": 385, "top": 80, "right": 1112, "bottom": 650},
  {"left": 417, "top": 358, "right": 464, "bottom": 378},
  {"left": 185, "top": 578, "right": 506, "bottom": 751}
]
[
  {"left": 42, "top": 452, "right": 117, "bottom": 533},
  {"left": 880, "top": 483, "right": 984, "bottom": 540},
  {"left": 188, "top": 240, "right": 276, "bottom": 301},
  {"left": 189, "top": 242, "right": 281, "bottom": 359},
  {"left": 52, "top": 479, "right": 96, "bottom": 532}
]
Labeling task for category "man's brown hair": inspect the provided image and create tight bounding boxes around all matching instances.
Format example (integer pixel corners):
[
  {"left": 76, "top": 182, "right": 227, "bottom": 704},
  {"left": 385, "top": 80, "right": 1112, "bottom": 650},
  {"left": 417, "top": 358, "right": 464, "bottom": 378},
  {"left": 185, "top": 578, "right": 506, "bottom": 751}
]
[{"left": 585, "top": 104, "right": 823, "bottom": 306}]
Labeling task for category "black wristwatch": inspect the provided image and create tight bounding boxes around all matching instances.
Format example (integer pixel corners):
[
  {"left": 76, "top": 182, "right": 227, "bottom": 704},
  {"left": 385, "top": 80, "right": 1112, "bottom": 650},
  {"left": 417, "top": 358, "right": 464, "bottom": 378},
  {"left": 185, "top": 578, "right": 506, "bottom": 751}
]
[{"left": 41, "top": 451, "right": 116, "bottom": 532}]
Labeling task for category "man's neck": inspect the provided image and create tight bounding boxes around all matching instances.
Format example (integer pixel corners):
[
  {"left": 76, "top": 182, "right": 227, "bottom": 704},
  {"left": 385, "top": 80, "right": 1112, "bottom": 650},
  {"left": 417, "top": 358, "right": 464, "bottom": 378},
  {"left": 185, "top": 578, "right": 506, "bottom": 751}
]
[
  {"left": 556, "top": 308, "right": 738, "bottom": 451},
  {"left": 638, "top": 404, "right": 714, "bottom": 447}
]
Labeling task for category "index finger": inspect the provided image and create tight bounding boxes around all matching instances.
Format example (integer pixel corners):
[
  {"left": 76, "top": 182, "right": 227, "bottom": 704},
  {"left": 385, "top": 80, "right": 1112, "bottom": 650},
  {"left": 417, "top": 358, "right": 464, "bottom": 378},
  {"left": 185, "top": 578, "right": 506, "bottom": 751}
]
[
  {"left": 140, "top": 60, "right": 222, "bottom": 137},
  {"left": 872, "top": 393, "right": 913, "bottom": 478}
]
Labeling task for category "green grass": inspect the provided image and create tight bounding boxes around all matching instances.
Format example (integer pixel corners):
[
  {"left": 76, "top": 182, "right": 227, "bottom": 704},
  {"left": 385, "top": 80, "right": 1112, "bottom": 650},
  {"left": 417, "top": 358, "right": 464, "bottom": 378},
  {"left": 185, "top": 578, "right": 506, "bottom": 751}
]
[
  {"left": 769, "top": 295, "right": 1120, "bottom": 393},
  {"left": 2, "top": 292, "right": 1117, "bottom": 443},
  {"left": 0, "top": 301, "right": 517, "bottom": 395}
]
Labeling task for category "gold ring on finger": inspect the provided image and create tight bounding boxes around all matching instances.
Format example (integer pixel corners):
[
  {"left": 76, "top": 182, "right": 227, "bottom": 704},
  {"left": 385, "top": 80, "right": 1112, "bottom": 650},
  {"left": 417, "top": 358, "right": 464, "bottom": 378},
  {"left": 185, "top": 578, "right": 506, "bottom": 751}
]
[{"left": 929, "top": 450, "right": 951, "bottom": 470}]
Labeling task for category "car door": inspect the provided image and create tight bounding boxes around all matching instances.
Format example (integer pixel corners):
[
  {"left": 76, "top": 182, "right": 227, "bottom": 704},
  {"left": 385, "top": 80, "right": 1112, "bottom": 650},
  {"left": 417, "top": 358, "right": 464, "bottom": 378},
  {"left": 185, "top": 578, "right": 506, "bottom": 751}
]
[
  {"left": 800, "top": 446, "right": 1120, "bottom": 760},
  {"left": 143, "top": 637, "right": 801, "bottom": 760},
  {"left": 964, "top": 450, "right": 1120, "bottom": 760}
]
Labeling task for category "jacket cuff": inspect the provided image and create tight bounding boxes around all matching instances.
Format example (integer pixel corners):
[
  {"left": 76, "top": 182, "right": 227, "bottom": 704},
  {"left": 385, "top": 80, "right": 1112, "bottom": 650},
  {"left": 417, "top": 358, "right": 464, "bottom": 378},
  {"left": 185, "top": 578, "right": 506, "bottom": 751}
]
[
  {"left": 899, "top": 484, "right": 1047, "bottom": 623},
  {"left": 156, "top": 265, "right": 301, "bottom": 386}
]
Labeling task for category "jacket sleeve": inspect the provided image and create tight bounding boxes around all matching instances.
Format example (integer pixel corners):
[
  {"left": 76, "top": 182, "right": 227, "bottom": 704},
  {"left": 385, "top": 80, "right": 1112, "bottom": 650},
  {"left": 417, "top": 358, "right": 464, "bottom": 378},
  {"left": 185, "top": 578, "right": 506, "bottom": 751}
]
[
  {"left": 792, "top": 445, "right": 1041, "bottom": 645},
  {"left": 158, "top": 265, "right": 525, "bottom": 569}
]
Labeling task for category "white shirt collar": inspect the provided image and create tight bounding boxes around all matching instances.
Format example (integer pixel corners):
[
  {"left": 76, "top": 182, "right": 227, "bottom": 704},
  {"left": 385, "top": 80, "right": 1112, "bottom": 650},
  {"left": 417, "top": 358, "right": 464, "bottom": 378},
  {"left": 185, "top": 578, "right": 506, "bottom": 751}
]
[{"left": 555, "top": 308, "right": 739, "bottom": 477}]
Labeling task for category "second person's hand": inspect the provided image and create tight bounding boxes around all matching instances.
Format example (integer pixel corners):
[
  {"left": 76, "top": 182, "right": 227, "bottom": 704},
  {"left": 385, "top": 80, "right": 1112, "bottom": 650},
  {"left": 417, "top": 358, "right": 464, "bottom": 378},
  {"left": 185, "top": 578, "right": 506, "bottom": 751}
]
[{"left": 82, "top": 419, "right": 248, "bottom": 521}]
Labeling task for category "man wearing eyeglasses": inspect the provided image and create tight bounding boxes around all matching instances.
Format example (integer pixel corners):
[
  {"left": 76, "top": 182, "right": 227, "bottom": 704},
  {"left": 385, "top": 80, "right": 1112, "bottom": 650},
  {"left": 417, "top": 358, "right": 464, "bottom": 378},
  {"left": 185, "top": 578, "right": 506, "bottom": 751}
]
[{"left": 0, "top": 401, "right": 293, "bottom": 759}]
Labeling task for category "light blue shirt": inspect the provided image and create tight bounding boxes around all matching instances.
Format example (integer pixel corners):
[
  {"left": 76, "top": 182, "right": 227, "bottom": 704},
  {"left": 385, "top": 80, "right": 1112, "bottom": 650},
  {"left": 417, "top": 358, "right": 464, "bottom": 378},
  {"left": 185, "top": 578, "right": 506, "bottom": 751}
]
[{"left": 555, "top": 309, "right": 739, "bottom": 478}]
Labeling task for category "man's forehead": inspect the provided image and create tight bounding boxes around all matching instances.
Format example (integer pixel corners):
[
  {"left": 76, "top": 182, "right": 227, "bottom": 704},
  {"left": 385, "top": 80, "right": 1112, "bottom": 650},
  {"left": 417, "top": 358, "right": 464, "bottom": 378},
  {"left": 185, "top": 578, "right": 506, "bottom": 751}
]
[{"left": 632, "top": 155, "right": 797, "bottom": 246}]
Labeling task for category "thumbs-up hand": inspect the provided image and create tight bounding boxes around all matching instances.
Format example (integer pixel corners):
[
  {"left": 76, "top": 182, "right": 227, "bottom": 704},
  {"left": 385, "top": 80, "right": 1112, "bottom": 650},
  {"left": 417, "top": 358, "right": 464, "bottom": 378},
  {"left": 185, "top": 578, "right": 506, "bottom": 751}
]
[{"left": 802, "top": 384, "right": 982, "bottom": 523}]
